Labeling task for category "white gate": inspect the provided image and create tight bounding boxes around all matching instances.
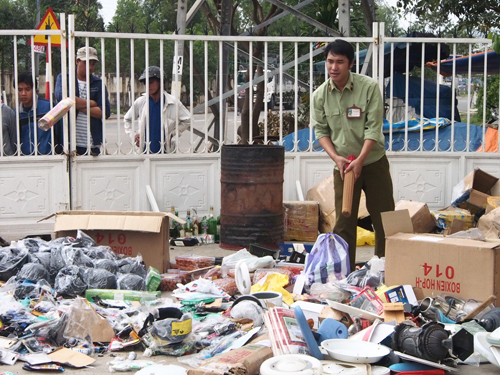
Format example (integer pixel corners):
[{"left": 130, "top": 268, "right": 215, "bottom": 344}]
[{"left": 1, "top": 15, "right": 499, "bottom": 239}]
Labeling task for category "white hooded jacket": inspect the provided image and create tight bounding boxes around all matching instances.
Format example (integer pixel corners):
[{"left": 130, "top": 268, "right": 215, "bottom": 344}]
[{"left": 124, "top": 91, "right": 191, "bottom": 152}]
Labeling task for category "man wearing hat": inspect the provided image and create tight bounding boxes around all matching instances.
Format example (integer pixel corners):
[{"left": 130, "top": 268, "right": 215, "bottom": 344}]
[
  {"left": 124, "top": 66, "right": 190, "bottom": 153},
  {"left": 55, "top": 46, "right": 111, "bottom": 155}
]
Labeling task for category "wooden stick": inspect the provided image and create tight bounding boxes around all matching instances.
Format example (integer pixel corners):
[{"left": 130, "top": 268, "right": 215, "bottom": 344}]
[
  {"left": 462, "top": 295, "right": 496, "bottom": 321},
  {"left": 342, "top": 170, "right": 355, "bottom": 217}
]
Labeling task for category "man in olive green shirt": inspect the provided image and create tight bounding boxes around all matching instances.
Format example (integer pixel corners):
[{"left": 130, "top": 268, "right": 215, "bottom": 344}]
[{"left": 312, "top": 40, "right": 394, "bottom": 270}]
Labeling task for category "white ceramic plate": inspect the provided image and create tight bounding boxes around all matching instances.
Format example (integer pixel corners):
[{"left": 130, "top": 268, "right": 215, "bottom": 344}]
[
  {"left": 321, "top": 339, "right": 391, "bottom": 364},
  {"left": 326, "top": 300, "right": 383, "bottom": 321}
]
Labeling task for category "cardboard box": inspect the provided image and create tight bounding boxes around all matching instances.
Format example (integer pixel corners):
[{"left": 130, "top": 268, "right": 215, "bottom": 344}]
[
  {"left": 452, "top": 169, "right": 499, "bottom": 212},
  {"left": 478, "top": 207, "right": 500, "bottom": 239},
  {"left": 318, "top": 306, "right": 353, "bottom": 329},
  {"left": 44, "top": 211, "right": 183, "bottom": 273},
  {"left": 306, "top": 175, "right": 368, "bottom": 233},
  {"left": 383, "top": 303, "right": 405, "bottom": 324},
  {"left": 283, "top": 201, "right": 319, "bottom": 242},
  {"left": 395, "top": 200, "right": 436, "bottom": 233},
  {"left": 383, "top": 210, "right": 500, "bottom": 306}
]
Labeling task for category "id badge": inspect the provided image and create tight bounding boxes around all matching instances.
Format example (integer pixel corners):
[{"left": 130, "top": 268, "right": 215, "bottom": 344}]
[{"left": 346, "top": 106, "right": 362, "bottom": 119}]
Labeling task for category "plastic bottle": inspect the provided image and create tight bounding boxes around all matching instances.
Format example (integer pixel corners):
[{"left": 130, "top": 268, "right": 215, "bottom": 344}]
[{"left": 176, "top": 210, "right": 185, "bottom": 238}]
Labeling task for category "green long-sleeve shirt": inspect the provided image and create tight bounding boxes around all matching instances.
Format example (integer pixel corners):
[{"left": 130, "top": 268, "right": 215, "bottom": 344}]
[{"left": 312, "top": 72, "right": 386, "bottom": 167}]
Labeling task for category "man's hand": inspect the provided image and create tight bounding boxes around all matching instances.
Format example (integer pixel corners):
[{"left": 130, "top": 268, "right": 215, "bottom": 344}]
[
  {"left": 333, "top": 155, "right": 350, "bottom": 180},
  {"left": 134, "top": 134, "right": 140, "bottom": 147},
  {"left": 344, "top": 158, "right": 363, "bottom": 181}
]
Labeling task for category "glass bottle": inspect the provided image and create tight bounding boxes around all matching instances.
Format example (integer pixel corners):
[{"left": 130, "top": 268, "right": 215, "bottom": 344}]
[
  {"left": 200, "top": 215, "right": 209, "bottom": 235},
  {"left": 170, "top": 206, "right": 180, "bottom": 239},
  {"left": 184, "top": 210, "right": 193, "bottom": 238},
  {"left": 207, "top": 206, "right": 217, "bottom": 236},
  {"left": 192, "top": 208, "right": 200, "bottom": 236}
]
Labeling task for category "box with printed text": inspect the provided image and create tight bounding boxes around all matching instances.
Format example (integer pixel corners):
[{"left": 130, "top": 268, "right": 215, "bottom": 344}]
[
  {"left": 383, "top": 209, "right": 500, "bottom": 306},
  {"left": 44, "top": 210, "right": 184, "bottom": 273}
]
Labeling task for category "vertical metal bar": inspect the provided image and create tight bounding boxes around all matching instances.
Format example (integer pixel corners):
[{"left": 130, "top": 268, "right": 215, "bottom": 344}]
[
  {"left": 388, "top": 42, "right": 394, "bottom": 152},
  {"left": 204, "top": 41, "right": 208, "bottom": 148},
  {"left": 435, "top": 43, "right": 441, "bottom": 152},
  {"left": 219, "top": 40, "right": 224, "bottom": 148},
  {"left": 31, "top": 38, "right": 40, "bottom": 155},
  {"left": 466, "top": 44, "right": 472, "bottom": 152},
  {"left": 130, "top": 38, "right": 135, "bottom": 152},
  {"left": 355, "top": 43, "right": 360, "bottom": 74},
  {"left": 145, "top": 39, "right": 150, "bottom": 154},
  {"left": 85, "top": 37, "right": 91, "bottom": 154},
  {"left": 404, "top": 42, "right": 409, "bottom": 152},
  {"left": 450, "top": 44, "right": 457, "bottom": 151},
  {"left": 419, "top": 43, "right": 425, "bottom": 151},
  {"left": 13, "top": 36, "right": 20, "bottom": 155},
  {"left": 249, "top": 41, "right": 253, "bottom": 144},
  {"left": 173, "top": 39, "right": 179, "bottom": 153},
  {"left": 101, "top": 38, "right": 107, "bottom": 154},
  {"left": 68, "top": 15, "right": 77, "bottom": 156},
  {"left": 293, "top": 41, "right": 298, "bottom": 151},
  {"left": 233, "top": 41, "right": 238, "bottom": 145},
  {"left": 160, "top": 40, "right": 165, "bottom": 153},
  {"left": 60, "top": 14, "right": 68, "bottom": 155},
  {"left": 264, "top": 41, "right": 268, "bottom": 145},
  {"left": 279, "top": 41, "right": 283, "bottom": 145},
  {"left": 481, "top": 44, "right": 488, "bottom": 152},
  {"left": 309, "top": 42, "right": 313, "bottom": 152},
  {"left": 190, "top": 40, "right": 195, "bottom": 151},
  {"left": 377, "top": 23, "right": 384, "bottom": 92}
]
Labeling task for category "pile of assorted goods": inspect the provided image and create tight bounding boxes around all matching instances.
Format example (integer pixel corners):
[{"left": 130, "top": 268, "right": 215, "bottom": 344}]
[{"left": 2, "top": 168, "right": 500, "bottom": 374}]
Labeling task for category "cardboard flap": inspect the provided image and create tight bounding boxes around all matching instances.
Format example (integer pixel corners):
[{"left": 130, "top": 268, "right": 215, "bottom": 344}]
[
  {"left": 382, "top": 210, "right": 414, "bottom": 237},
  {"left": 48, "top": 348, "right": 95, "bottom": 368},
  {"left": 54, "top": 211, "right": 167, "bottom": 233}
]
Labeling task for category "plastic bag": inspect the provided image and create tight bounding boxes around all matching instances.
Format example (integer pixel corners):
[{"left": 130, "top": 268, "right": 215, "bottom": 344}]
[
  {"left": 54, "top": 265, "right": 87, "bottom": 297},
  {"left": 117, "top": 255, "right": 147, "bottom": 278},
  {"left": 356, "top": 226, "right": 375, "bottom": 246},
  {"left": 84, "top": 268, "right": 117, "bottom": 289},
  {"left": 94, "top": 258, "right": 119, "bottom": 274},
  {"left": 250, "top": 273, "right": 294, "bottom": 306},
  {"left": 309, "top": 282, "right": 351, "bottom": 303},
  {"left": 180, "top": 278, "right": 231, "bottom": 300},
  {"left": 17, "top": 263, "right": 50, "bottom": 282},
  {"left": 303, "top": 233, "right": 350, "bottom": 288},
  {"left": 0, "top": 247, "right": 29, "bottom": 280},
  {"left": 117, "top": 273, "right": 146, "bottom": 291},
  {"left": 345, "top": 256, "right": 385, "bottom": 289}
]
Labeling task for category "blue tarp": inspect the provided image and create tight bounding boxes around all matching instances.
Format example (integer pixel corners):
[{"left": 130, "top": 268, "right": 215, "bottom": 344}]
[
  {"left": 429, "top": 50, "right": 500, "bottom": 76},
  {"left": 279, "top": 122, "right": 483, "bottom": 152},
  {"left": 387, "top": 72, "right": 461, "bottom": 122}
]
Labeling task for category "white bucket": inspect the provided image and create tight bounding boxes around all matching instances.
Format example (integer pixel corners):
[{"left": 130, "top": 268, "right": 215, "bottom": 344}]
[{"left": 251, "top": 291, "right": 283, "bottom": 307}]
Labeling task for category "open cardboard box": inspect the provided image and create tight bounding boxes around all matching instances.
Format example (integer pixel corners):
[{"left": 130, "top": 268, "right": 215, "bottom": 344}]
[
  {"left": 42, "top": 211, "right": 185, "bottom": 273},
  {"left": 383, "top": 209, "right": 500, "bottom": 306},
  {"left": 452, "top": 169, "right": 499, "bottom": 213}
]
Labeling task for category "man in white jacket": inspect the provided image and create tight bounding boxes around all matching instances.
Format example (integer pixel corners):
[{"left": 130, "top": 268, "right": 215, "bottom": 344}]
[{"left": 124, "top": 66, "right": 191, "bottom": 153}]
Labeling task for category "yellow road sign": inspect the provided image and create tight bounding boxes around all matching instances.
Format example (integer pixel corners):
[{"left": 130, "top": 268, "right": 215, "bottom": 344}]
[{"left": 33, "top": 7, "right": 62, "bottom": 47}]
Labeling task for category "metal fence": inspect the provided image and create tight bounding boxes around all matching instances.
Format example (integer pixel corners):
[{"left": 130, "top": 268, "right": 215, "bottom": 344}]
[{"left": 0, "top": 16, "right": 499, "bottom": 158}]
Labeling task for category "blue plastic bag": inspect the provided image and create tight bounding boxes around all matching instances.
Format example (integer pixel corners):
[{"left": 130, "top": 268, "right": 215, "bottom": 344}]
[{"left": 304, "top": 233, "right": 350, "bottom": 287}]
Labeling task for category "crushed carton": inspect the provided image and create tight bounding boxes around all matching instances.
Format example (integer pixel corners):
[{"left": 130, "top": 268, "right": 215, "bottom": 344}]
[
  {"left": 188, "top": 341, "right": 273, "bottom": 375},
  {"left": 306, "top": 175, "right": 368, "bottom": 233},
  {"left": 383, "top": 209, "right": 500, "bottom": 305},
  {"left": 478, "top": 207, "right": 500, "bottom": 239},
  {"left": 395, "top": 200, "right": 436, "bottom": 233},
  {"left": 434, "top": 207, "right": 474, "bottom": 234},
  {"left": 452, "top": 169, "right": 499, "bottom": 214},
  {"left": 283, "top": 201, "right": 319, "bottom": 242},
  {"left": 43, "top": 210, "right": 184, "bottom": 272}
]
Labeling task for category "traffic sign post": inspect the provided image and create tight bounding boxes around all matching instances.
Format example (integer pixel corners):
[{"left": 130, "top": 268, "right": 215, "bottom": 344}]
[{"left": 29, "top": 7, "right": 63, "bottom": 99}]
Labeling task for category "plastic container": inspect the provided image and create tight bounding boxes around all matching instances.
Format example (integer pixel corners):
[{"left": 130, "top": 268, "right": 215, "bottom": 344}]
[
  {"left": 146, "top": 266, "right": 161, "bottom": 292},
  {"left": 253, "top": 268, "right": 295, "bottom": 286},
  {"left": 175, "top": 255, "right": 215, "bottom": 271},
  {"left": 159, "top": 274, "right": 186, "bottom": 291}
]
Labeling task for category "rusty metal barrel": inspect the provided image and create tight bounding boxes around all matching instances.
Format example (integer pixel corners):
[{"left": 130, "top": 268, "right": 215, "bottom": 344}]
[{"left": 220, "top": 144, "right": 284, "bottom": 250}]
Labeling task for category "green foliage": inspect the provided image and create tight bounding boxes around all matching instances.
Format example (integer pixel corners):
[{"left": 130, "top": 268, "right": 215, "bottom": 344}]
[
  {"left": 397, "top": 0, "right": 500, "bottom": 36},
  {"left": 472, "top": 75, "right": 500, "bottom": 125}
]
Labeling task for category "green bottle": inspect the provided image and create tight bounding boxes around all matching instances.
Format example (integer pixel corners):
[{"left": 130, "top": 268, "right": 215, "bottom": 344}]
[
  {"left": 200, "top": 216, "right": 209, "bottom": 235},
  {"left": 207, "top": 206, "right": 217, "bottom": 236},
  {"left": 216, "top": 214, "right": 221, "bottom": 243},
  {"left": 184, "top": 210, "right": 193, "bottom": 238},
  {"left": 170, "top": 207, "right": 180, "bottom": 238}
]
